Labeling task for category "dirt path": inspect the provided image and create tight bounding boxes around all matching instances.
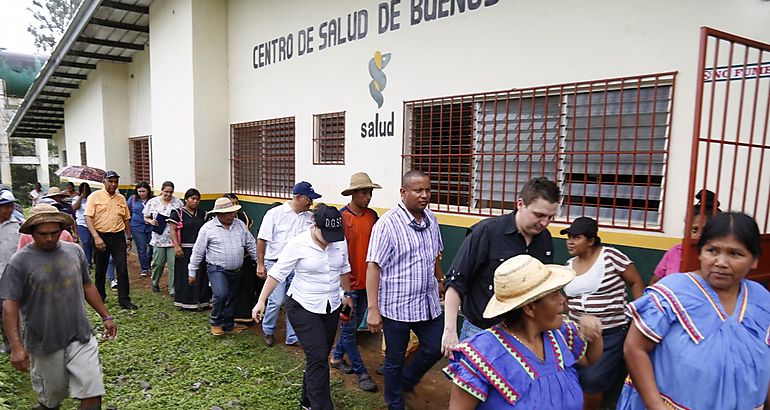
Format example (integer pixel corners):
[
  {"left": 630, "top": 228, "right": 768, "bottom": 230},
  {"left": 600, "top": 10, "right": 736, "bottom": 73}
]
[{"left": 124, "top": 254, "right": 451, "bottom": 410}]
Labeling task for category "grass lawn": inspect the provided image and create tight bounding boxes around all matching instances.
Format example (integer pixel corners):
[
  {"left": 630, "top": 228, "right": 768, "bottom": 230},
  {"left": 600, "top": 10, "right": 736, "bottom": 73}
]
[{"left": 0, "top": 287, "right": 384, "bottom": 409}]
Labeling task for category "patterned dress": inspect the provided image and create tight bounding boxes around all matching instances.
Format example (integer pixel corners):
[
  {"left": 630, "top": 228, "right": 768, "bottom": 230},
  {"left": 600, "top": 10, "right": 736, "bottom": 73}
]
[
  {"left": 618, "top": 272, "right": 770, "bottom": 410},
  {"left": 443, "top": 321, "right": 587, "bottom": 409}
]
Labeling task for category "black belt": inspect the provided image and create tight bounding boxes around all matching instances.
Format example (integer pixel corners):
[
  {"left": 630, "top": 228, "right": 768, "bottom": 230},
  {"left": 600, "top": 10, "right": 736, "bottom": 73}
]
[{"left": 266, "top": 259, "right": 278, "bottom": 262}]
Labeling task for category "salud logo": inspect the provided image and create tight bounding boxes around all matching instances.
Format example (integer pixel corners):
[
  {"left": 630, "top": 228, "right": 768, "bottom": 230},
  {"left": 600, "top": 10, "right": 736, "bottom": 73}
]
[{"left": 368, "top": 51, "right": 391, "bottom": 108}]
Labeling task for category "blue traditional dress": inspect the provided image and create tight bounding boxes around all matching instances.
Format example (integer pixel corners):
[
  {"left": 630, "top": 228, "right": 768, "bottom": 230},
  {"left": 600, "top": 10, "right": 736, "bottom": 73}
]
[
  {"left": 618, "top": 272, "right": 770, "bottom": 410},
  {"left": 443, "top": 321, "right": 587, "bottom": 409}
]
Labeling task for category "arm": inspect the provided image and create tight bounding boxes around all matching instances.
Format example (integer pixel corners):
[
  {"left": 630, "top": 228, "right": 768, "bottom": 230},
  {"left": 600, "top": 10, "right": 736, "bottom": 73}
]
[
  {"left": 442, "top": 287, "right": 462, "bottom": 357},
  {"left": 621, "top": 263, "right": 645, "bottom": 300},
  {"left": 256, "top": 239, "right": 267, "bottom": 278},
  {"left": 85, "top": 215, "right": 104, "bottom": 252},
  {"left": 576, "top": 315, "right": 604, "bottom": 366},
  {"left": 435, "top": 251, "right": 445, "bottom": 300},
  {"left": 340, "top": 272, "right": 354, "bottom": 311},
  {"left": 83, "top": 283, "right": 116, "bottom": 340},
  {"left": 72, "top": 195, "right": 84, "bottom": 211},
  {"left": 2, "top": 299, "right": 28, "bottom": 372},
  {"left": 143, "top": 200, "right": 158, "bottom": 226},
  {"left": 252, "top": 275, "right": 280, "bottom": 322},
  {"left": 170, "top": 222, "right": 183, "bottom": 257},
  {"left": 448, "top": 385, "right": 480, "bottom": 410},
  {"left": 366, "top": 261, "right": 383, "bottom": 333},
  {"left": 124, "top": 218, "right": 132, "bottom": 252},
  {"left": 187, "top": 226, "right": 209, "bottom": 283},
  {"left": 624, "top": 324, "right": 666, "bottom": 410},
  {"left": 244, "top": 227, "right": 258, "bottom": 262}
]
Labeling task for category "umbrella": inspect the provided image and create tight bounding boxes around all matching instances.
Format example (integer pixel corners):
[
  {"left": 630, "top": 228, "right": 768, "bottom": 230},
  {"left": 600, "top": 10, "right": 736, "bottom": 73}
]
[{"left": 55, "top": 165, "right": 106, "bottom": 183}]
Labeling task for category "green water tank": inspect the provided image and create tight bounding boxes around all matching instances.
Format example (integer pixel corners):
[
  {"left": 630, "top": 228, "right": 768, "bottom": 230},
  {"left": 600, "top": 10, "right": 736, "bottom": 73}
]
[{"left": 0, "top": 51, "right": 46, "bottom": 98}]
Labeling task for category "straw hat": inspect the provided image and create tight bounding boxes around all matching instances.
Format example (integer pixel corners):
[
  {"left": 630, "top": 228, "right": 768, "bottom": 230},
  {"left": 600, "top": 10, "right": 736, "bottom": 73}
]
[
  {"left": 43, "top": 187, "right": 68, "bottom": 199},
  {"left": 20, "top": 204, "right": 75, "bottom": 234},
  {"left": 208, "top": 197, "right": 242, "bottom": 214},
  {"left": 341, "top": 172, "right": 382, "bottom": 196},
  {"left": 483, "top": 255, "right": 575, "bottom": 318}
]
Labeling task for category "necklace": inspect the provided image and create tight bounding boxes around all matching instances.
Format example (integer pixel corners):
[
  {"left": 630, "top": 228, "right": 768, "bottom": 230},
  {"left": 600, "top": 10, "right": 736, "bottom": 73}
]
[{"left": 500, "top": 322, "right": 545, "bottom": 361}]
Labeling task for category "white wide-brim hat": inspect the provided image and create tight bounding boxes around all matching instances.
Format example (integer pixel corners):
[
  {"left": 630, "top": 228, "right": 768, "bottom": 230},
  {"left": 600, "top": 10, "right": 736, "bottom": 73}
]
[
  {"left": 483, "top": 254, "right": 575, "bottom": 318},
  {"left": 208, "top": 196, "right": 242, "bottom": 214}
]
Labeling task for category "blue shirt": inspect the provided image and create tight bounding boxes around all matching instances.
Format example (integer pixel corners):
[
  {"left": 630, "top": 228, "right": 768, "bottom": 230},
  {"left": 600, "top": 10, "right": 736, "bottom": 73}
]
[{"left": 127, "top": 195, "right": 151, "bottom": 233}]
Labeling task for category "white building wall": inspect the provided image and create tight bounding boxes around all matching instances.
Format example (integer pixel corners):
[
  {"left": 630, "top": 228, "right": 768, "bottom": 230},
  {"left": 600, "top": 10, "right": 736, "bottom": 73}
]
[
  {"left": 100, "top": 61, "right": 130, "bottom": 178},
  {"left": 127, "top": 47, "right": 152, "bottom": 138},
  {"left": 226, "top": 0, "right": 770, "bottom": 237},
  {"left": 64, "top": 68, "right": 105, "bottom": 168},
  {"left": 149, "top": 0, "right": 196, "bottom": 191}
]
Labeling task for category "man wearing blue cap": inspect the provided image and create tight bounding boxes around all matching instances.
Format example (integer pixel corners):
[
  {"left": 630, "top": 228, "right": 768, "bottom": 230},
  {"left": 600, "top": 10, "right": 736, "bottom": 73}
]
[{"left": 256, "top": 181, "right": 320, "bottom": 347}]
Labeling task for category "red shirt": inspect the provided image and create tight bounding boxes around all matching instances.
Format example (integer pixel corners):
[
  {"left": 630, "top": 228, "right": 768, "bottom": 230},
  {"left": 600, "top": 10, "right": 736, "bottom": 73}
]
[{"left": 341, "top": 205, "right": 378, "bottom": 290}]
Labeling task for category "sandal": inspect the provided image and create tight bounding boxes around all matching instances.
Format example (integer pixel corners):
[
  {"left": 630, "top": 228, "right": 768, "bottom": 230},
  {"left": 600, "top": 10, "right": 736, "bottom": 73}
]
[{"left": 357, "top": 373, "right": 378, "bottom": 392}]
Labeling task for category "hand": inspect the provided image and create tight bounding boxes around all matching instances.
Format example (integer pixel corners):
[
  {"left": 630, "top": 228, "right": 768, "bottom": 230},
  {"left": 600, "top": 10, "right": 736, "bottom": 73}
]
[
  {"left": 174, "top": 246, "right": 184, "bottom": 258},
  {"left": 256, "top": 263, "right": 266, "bottom": 279},
  {"left": 94, "top": 236, "right": 106, "bottom": 252},
  {"left": 578, "top": 315, "right": 603, "bottom": 343},
  {"left": 148, "top": 219, "right": 159, "bottom": 226},
  {"left": 441, "top": 327, "right": 460, "bottom": 358},
  {"left": 437, "top": 280, "right": 446, "bottom": 302},
  {"left": 125, "top": 238, "right": 132, "bottom": 252},
  {"left": 188, "top": 275, "right": 196, "bottom": 285},
  {"left": 103, "top": 319, "right": 117, "bottom": 340},
  {"left": 10, "top": 347, "right": 29, "bottom": 372},
  {"left": 252, "top": 300, "right": 266, "bottom": 323},
  {"left": 342, "top": 296, "right": 354, "bottom": 311},
  {"left": 367, "top": 308, "right": 383, "bottom": 334}
]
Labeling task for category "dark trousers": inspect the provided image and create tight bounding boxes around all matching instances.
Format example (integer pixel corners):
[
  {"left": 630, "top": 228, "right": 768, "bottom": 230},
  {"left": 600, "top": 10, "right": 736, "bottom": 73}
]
[
  {"left": 331, "top": 289, "right": 369, "bottom": 374},
  {"left": 286, "top": 296, "right": 340, "bottom": 410},
  {"left": 94, "top": 231, "right": 131, "bottom": 305},
  {"left": 382, "top": 313, "right": 444, "bottom": 410},
  {"left": 208, "top": 265, "right": 241, "bottom": 330}
]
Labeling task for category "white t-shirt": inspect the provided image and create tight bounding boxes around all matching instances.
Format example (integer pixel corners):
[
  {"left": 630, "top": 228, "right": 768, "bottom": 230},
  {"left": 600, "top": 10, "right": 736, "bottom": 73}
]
[
  {"left": 257, "top": 202, "right": 313, "bottom": 260},
  {"left": 268, "top": 229, "right": 351, "bottom": 314}
]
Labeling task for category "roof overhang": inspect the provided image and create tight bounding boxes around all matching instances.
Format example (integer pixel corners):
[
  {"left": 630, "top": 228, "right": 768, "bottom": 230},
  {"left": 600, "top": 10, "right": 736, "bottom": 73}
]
[{"left": 6, "top": 0, "right": 152, "bottom": 139}]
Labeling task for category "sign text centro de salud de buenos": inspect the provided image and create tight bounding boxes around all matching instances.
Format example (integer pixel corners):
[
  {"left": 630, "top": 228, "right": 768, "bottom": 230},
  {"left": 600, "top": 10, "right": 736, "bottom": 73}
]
[{"left": 251, "top": 0, "right": 500, "bottom": 69}]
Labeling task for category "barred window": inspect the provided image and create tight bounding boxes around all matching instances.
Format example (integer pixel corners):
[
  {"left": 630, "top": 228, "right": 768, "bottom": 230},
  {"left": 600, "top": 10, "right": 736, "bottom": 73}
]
[
  {"left": 313, "top": 112, "right": 345, "bottom": 165},
  {"left": 79, "top": 142, "right": 87, "bottom": 166},
  {"left": 62, "top": 150, "right": 68, "bottom": 166},
  {"left": 231, "top": 117, "right": 295, "bottom": 197},
  {"left": 128, "top": 136, "right": 152, "bottom": 184},
  {"left": 403, "top": 73, "right": 675, "bottom": 230}
]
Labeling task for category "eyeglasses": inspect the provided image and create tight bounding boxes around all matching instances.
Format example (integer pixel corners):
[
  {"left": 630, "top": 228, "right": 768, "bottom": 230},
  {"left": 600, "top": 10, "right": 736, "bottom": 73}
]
[{"left": 400, "top": 204, "right": 430, "bottom": 232}]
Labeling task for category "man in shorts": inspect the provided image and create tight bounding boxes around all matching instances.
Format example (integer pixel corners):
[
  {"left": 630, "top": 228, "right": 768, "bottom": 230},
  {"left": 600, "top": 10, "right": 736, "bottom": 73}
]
[{"left": 1, "top": 204, "right": 117, "bottom": 409}]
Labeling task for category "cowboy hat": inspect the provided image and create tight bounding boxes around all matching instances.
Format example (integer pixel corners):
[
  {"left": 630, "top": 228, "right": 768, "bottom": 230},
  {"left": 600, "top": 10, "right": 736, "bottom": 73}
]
[
  {"left": 20, "top": 204, "right": 75, "bottom": 234},
  {"left": 43, "top": 187, "right": 69, "bottom": 199},
  {"left": 341, "top": 172, "right": 382, "bottom": 196},
  {"left": 208, "top": 197, "right": 242, "bottom": 214},
  {"left": 483, "top": 255, "right": 575, "bottom": 318}
]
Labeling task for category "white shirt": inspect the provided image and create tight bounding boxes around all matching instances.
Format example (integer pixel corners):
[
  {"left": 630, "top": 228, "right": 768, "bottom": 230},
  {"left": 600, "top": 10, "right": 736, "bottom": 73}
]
[
  {"left": 268, "top": 229, "right": 351, "bottom": 314},
  {"left": 0, "top": 218, "right": 21, "bottom": 280},
  {"left": 257, "top": 202, "right": 313, "bottom": 260}
]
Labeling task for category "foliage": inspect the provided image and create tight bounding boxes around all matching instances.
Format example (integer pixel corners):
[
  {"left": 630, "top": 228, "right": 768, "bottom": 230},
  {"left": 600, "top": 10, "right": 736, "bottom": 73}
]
[
  {"left": 0, "top": 288, "right": 383, "bottom": 409},
  {"left": 26, "top": 0, "right": 83, "bottom": 53}
]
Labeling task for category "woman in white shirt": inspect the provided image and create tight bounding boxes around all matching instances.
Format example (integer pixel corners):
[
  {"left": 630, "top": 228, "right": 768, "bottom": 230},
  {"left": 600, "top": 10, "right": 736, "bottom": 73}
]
[
  {"left": 253, "top": 204, "right": 353, "bottom": 410},
  {"left": 143, "top": 181, "right": 183, "bottom": 295}
]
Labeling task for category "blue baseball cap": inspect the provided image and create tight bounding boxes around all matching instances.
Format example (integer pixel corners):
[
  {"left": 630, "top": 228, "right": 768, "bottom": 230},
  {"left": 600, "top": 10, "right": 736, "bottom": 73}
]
[{"left": 292, "top": 181, "right": 322, "bottom": 200}]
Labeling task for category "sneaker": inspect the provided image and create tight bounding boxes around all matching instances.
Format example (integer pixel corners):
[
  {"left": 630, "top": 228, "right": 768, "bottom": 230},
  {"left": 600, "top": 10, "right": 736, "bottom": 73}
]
[
  {"left": 110, "top": 279, "right": 118, "bottom": 290},
  {"left": 263, "top": 334, "right": 275, "bottom": 347},
  {"left": 210, "top": 326, "right": 224, "bottom": 336},
  {"left": 330, "top": 358, "right": 353, "bottom": 374},
  {"left": 140, "top": 271, "right": 149, "bottom": 278},
  {"left": 357, "top": 373, "right": 378, "bottom": 392}
]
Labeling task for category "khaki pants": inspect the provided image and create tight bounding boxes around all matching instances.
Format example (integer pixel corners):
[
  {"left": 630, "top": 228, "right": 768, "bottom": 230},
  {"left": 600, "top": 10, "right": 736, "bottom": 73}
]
[{"left": 30, "top": 336, "right": 105, "bottom": 408}]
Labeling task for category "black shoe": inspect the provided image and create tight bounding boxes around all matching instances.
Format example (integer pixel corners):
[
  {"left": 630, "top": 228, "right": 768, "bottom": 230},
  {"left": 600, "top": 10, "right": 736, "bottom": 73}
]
[
  {"left": 120, "top": 302, "right": 139, "bottom": 310},
  {"left": 330, "top": 358, "right": 353, "bottom": 374},
  {"left": 151, "top": 285, "right": 160, "bottom": 293},
  {"left": 357, "top": 373, "right": 378, "bottom": 392},
  {"left": 375, "top": 363, "right": 385, "bottom": 375}
]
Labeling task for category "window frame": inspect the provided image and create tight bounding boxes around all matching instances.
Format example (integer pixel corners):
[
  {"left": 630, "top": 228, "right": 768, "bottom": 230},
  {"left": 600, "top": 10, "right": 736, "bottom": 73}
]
[
  {"left": 230, "top": 116, "right": 296, "bottom": 198},
  {"left": 128, "top": 135, "right": 152, "bottom": 185},
  {"left": 313, "top": 111, "right": 346, "bottom": 165}
]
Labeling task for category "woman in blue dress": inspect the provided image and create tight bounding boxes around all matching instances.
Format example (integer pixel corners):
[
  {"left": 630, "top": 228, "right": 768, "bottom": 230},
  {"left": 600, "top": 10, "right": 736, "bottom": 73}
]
[
  {"left": 444, "top": 254, "right": 604, "bottom": 409},
  {"left": 619, "top": 212, "right": 770, "bottom": 410}
]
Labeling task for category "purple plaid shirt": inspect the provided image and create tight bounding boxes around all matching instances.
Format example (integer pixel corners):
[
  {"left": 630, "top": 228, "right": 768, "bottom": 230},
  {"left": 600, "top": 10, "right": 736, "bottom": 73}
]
[{"left": 367, "top": 202, "right": 443, "bottom": 322}]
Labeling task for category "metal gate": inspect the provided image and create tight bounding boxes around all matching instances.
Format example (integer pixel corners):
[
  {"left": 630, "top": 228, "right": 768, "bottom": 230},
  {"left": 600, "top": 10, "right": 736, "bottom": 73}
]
[{"left": 682, "top": 27, "right": 770, "bottom": 286}]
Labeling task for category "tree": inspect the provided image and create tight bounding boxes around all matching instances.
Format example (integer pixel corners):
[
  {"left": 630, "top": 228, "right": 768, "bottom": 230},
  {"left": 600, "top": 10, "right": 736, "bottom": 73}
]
[{"left": 27, "top": 0, "right": 83, "bottom": 54}]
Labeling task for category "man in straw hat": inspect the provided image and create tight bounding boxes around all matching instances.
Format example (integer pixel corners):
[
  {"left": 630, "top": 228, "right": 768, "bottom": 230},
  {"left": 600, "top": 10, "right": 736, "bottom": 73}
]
[
  {"left": 0, "top": 189, "right": 21, "bottom": 354},
  {"left": 366, "top": 170, "right": 445, "bottom": 409},
  {"left": 256, "top": 181, "right": 320, "bottom": 346},
  {"left": 40, "top": 186, "right": 75, "bottom": 218},
  {"left": 442, "top": 177, "right": 561, "bottom": 355},
  {"left": 329, "top": 172, "right": 381, "bottom": 392},
  {"left": 0, "top": 204, "right": 117, "bottom": 410},
  {"left": 188, "top": 197, "right": 258, "bottom": 336},
  {"left": 443, "top": 254, "right": 603, "bottom": 408}
]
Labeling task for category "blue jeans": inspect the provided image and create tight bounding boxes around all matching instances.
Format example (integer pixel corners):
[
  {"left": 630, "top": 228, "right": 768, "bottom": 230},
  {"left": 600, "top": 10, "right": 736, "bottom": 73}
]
[
  {"left": 77, "top": 225, "right": 93, "bottom": 265},
  {"left": 332, "top": 289, "right": 369, "bottom": 375},
  {"left": 458, "top": 317, "right": 485, "bottom": 341},
  {"left": 208, "top": 265, "right": 241, "bottom": 330},
  {"left": 382, "top": 313, "right": 444, "bottom": 410},
  {"left": 131, "top": 226, "right": 152, "bottom": 273},
  {"left": 261, "top": 260, "right": 297, "bottom": 344}
]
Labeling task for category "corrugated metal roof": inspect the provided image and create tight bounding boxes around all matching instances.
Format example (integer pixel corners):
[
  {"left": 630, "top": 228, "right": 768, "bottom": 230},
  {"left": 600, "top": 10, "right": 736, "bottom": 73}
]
[{"left": 6, "top": 0, "right": 153, "bottom": 139}]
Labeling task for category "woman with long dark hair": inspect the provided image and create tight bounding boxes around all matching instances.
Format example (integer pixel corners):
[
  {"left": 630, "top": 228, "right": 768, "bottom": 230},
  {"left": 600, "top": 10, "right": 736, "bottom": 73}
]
[
  {"left": 619, "top": 212, "right": 770, "bottom": 409},
  {"left": 170, "top": 188, "right": 210, "bottom": 310},
  {"left": 127, "top": 182, "right": 153, "bottom": 277}
]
